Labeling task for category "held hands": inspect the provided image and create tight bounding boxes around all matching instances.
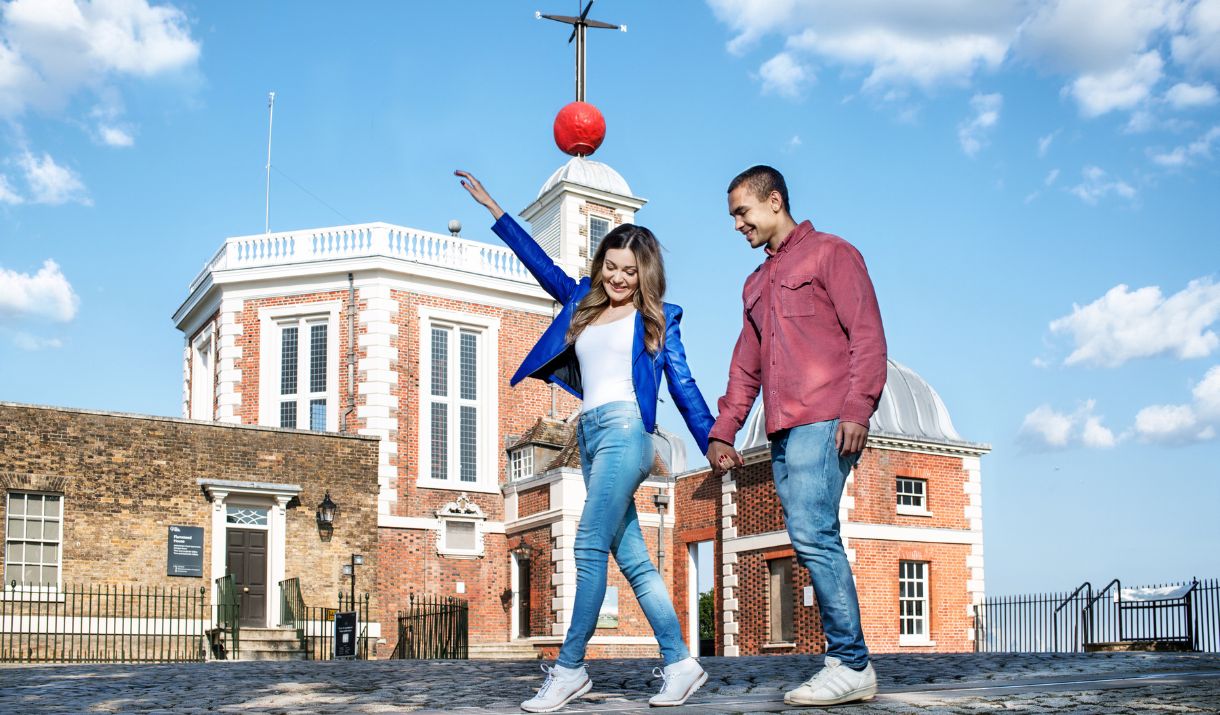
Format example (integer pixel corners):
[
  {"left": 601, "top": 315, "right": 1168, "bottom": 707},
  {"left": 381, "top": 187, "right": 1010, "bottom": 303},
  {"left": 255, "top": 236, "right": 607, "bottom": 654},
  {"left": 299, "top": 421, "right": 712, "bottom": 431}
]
[
  {"left": 836, "top": 421, "right": 869, "bottom": 455},
  {"left": 454, "top": 170, "right": 505, "bottom": 221},
  {"left": 707, "top": 440, "right": 743, "bottom": 477}
]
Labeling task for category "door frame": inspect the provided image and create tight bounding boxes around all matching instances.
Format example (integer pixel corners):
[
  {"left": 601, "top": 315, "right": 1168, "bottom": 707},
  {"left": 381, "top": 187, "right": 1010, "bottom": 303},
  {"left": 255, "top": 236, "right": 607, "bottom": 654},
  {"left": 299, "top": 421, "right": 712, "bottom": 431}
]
[{"left": 200, "top": 479, "right": 300, "bottom": 628}]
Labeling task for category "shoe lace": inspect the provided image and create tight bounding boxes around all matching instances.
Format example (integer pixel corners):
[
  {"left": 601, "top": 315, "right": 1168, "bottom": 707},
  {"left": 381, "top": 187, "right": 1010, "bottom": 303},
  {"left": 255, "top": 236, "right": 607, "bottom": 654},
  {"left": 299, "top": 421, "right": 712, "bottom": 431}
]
[
  {"left": 536, "top": 664, "right": 557, "bottom": 697},
  {"left": 653, "top": 666, "right": 673, "bottom": 695},
  {"left": 801, "top": 662, "right": 836, "bottom": 689}
]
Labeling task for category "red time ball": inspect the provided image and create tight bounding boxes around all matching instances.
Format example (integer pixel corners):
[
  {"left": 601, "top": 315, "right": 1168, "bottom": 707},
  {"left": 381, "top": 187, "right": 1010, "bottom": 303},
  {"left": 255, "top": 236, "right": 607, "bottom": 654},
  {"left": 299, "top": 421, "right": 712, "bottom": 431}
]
[{"left": 553, "top": 101, "right": 606, "bottom": 157}]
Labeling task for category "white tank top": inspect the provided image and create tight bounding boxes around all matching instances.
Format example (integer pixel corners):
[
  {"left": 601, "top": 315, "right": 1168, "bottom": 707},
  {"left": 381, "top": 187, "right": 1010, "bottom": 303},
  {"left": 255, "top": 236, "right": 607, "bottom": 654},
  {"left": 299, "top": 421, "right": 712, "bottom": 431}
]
[{"left": 574, "top": 308, "right": 637, "bottom": 411}]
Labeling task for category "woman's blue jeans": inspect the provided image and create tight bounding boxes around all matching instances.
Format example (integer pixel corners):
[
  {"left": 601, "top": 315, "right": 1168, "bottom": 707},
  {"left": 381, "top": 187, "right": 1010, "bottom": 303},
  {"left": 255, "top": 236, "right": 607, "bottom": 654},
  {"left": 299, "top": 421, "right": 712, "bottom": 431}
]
[
  {"left": 556, "top": 401, "right": 689, "bottom": 668},
  {"left": 771, "top": 418, "right": 871, "bottom": 669}
]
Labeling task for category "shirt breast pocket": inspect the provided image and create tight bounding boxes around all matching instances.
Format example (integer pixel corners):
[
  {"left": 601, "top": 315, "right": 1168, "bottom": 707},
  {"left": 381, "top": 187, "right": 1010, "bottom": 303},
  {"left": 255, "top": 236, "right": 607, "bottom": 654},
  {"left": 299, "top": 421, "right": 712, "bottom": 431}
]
[{"left": 779, "top": 275, "right": 817, "bottom": 317}]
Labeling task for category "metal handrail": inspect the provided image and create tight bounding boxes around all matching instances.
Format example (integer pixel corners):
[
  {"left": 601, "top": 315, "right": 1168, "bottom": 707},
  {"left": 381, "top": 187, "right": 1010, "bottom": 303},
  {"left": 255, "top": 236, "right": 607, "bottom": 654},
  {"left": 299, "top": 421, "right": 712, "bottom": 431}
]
[
  {"left": 214, "top": 575, "right": 240, "bottom": 659},
  {"left": 1055, "top": 581, "right": 1092, "bottom": 614}
]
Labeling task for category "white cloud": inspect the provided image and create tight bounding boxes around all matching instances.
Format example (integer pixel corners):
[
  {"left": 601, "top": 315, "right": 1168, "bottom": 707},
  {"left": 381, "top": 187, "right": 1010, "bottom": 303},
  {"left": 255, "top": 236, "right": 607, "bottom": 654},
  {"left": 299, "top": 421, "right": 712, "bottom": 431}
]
[
  {"left": 1066, "top": 51, "right": 1164, "bottom": 117},
  {"left": 12, "top": 332, "right": 63, "bottom": 350},
  {"left": 98, "top": 124, "right": 133, "bottom": 147},
  {"left": 1149, "top": 125, "right": 1220, "bottom": 167},
  {"left": 1067, "top": 165, "right": 1136, "bottom": 204},
  {"left": 1171, "top": 0, "right": 1220, "bottom": 74},
  {"left": 1045, "top": 168, "right": 1061, "bottom": 185},
  {"left": 0, "top": 173, "right": 21, "bottom": 204},
  {"left": 0, "top": 259, "right": 79, "bottom": 322},
  {"left": 1133, "top": 403, "right": 1207, "bottom": 442},
  {"left": 958, "top": 92, "right": 1002, "bottom": 157},
  {"left": 1165, "top": 81, "right": 1219, "bottom": 108},
  {"left": 0, "top": 0, "right": 200, "bottom": 117},
  {"left": 1133, "top": 365, "right": 1220, "bottom": 444},
  {"left": 1018, "top": 0, "right": 1183, "bottom": 74},
  {"left": 707, "top": 1, "right": 1023, "bottom": 93},
  {"left": 1049, "top": 278, "right": 1220, "bottom": 367},
  {"left": 758, "top": 52, "right": 812, "bottom": 99},
  {"left": 1193, "top": 365, "right": 1220, "bottom": 418},
  {"left": 1038, "top": 131, "right": 1057, "bottom": 157},
  {"left": 1020, "top": 400, "right": 1117, "bottom": 450},
  {"left": 17, "top": 151, "right": 90, "bottom": 205}
]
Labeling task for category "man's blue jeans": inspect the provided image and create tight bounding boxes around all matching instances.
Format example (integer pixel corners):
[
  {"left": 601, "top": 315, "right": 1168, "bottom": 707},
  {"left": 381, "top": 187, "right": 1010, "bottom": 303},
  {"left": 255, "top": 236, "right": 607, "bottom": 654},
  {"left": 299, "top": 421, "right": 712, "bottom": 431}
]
[
  {"left": 556, "top": 401, "right": 689, "bottom": 668},
  {"left": 771, "top": 418, "right": 870, "bottom": 669}
]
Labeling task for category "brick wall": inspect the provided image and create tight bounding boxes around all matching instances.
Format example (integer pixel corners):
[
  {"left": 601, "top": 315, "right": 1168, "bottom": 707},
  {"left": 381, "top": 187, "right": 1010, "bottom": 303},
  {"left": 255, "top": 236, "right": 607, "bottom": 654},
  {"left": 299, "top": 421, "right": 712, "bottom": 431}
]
[
  {"left": 0, "top": 402, "right": 379, "bottom": 614},
  {"left": 674, "top": 471, "right": 721, "bottom": 654}
]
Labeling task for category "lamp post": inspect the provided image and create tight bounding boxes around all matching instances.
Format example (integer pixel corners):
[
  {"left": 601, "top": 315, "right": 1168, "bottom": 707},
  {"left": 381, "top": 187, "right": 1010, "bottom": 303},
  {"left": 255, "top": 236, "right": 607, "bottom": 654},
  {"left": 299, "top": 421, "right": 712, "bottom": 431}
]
[
  {"left": 342, "top": 553, "right": 364, "bottom": 608},
  {"left": 653, "top": 491, "right": 670, "bottom": 577}
]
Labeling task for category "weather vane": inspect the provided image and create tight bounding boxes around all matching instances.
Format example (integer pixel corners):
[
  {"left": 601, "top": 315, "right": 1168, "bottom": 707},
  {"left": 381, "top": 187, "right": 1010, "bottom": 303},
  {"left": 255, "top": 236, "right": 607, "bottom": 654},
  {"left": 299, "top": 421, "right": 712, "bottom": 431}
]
[
  {"left": 536, "top": 1, "right": 626, "bottom": 157},
  {"left": 537, "top": 1, "right": 626, "bottom": 103}
]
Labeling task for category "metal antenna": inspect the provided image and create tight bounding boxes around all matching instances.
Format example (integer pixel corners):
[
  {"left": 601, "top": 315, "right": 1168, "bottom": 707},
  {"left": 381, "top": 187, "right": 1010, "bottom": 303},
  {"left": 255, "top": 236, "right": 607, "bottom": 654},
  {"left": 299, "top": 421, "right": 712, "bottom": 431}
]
[
  {"left": 265, "top": 91, "right": 275, "bottom": 235},
  {"left": 537, "top": 0, "right": 626, "bottom": 102}
]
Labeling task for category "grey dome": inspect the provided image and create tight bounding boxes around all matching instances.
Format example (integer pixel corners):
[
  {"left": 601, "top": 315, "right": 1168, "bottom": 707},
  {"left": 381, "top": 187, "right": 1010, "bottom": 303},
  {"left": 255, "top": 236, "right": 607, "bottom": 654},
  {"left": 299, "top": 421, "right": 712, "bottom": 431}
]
[
  {"left": 538, "top": 156, "right": 632, "bottom": 198},
  {"left": 738, "top": 359, "right": 963, "bottom": 450}
]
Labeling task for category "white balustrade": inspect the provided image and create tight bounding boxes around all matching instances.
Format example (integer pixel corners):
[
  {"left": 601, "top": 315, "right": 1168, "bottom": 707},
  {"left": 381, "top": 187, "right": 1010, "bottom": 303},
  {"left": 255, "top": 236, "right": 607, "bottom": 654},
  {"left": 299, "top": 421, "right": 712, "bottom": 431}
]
[{"left": 189, "top": 222, "right": 533, "bottom": 289}]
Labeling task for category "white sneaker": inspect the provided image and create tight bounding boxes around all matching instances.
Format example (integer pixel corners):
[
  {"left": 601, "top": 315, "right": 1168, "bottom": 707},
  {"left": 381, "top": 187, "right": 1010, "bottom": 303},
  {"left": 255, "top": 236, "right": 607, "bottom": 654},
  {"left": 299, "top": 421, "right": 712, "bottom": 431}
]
[
  {"left": 521, "top": 663, "right": 592, "bottom": 713},
  {"left": 783, "top": 656, "right": 877, "bottom": 706},
  {"left": 648, "top": 657, "right": 708, "bottom": 707}
]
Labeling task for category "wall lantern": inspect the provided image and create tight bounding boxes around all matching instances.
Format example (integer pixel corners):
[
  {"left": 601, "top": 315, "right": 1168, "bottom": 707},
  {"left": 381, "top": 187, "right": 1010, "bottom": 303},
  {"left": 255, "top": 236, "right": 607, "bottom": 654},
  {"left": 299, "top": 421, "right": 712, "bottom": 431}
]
[
  {"left": 510, "top": 539, "right": 535, "bottom": 561},
  {"left": 316, "top": 491, "right": 338, "bottom": 525}
]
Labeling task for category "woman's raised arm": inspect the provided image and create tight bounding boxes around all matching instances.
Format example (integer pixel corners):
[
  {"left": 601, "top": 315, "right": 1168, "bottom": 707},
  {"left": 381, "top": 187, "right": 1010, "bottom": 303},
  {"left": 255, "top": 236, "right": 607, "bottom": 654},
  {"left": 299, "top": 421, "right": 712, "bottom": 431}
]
[{"left": 455, "top": 169, "right": 579, "bottom": 304}]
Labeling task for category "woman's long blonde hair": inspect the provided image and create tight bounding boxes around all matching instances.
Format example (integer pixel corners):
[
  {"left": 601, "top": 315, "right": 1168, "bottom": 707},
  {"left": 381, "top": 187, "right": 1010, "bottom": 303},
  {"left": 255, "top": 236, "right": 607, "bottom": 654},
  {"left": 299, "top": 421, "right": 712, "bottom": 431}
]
[{"left": 566, "top": 223, "right": 667, "bottom": 353}]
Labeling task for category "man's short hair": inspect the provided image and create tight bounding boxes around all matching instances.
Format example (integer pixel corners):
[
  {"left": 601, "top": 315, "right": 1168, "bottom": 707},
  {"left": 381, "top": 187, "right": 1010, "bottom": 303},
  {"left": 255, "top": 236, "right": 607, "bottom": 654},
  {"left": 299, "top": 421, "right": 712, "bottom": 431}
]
[{"left": 728, "top": 165, "right": 790, "bottom": 214}]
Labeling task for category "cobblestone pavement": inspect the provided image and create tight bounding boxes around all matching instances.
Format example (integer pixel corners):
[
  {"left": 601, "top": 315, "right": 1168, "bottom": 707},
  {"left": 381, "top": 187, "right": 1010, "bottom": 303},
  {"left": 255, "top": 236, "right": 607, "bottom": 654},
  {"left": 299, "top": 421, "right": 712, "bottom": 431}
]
[{"left": 2, "top": 652, "right": 1218, "bottom": 714}]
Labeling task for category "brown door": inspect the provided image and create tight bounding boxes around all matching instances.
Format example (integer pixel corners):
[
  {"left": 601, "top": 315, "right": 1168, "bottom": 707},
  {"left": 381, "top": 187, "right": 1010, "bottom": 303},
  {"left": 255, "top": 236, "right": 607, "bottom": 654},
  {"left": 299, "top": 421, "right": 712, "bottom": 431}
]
[
  {"left": 226, "top": 529, "right": 267, "bottom": 627},
  {"left": 517, "top": 558, "right": 531, "bottom": 638}
]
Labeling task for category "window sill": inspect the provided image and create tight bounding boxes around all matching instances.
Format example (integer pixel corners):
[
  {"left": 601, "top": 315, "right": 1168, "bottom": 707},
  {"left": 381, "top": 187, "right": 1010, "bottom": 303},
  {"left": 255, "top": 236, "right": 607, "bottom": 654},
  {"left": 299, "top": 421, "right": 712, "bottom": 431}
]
[
  {"left": 898, "top": 637, "right": 936, "bottom": 647},
  {"left": 416, "top": 480, "right": 501, "bottom": 495},
  {"left": 1, "top": 590, "right": 65, "bottom": 603},
  {"left": 762, "top": 642, "right": 796, "bottom": 650},
  {"left": 896, "top": 506, "right": 934, "bottom": 518}
]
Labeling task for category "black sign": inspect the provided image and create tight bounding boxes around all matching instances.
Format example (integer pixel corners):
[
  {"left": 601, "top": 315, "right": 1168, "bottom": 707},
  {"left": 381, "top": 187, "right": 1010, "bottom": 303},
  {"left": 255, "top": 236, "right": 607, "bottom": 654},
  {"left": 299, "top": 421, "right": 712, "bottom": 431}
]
[
  {"left": 334, "top": 611, "right": 358, "bottom": 659},
  {"left": 166, "top": 525, "right": 204, "bottom": 577}
]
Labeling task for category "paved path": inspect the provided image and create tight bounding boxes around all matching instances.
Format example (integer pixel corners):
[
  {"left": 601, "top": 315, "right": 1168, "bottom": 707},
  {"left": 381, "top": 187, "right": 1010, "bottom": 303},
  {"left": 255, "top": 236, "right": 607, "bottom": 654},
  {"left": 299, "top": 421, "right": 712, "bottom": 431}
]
[{"left": 3, "top": 652, "right": 1219, "bottom": 714}]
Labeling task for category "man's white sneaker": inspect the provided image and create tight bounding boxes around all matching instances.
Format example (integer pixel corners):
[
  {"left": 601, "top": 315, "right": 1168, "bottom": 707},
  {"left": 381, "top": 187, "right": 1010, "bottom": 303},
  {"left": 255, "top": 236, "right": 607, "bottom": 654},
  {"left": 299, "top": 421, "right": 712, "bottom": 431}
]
[
  {"left": 648, "top": 657, "right": 708, "bottom": 707},
  {"left": 521, "top": 663, "right": 592, "bottom": 713},
  {"left": 783, "top": 656, "right": 877, "bottom": 706}
]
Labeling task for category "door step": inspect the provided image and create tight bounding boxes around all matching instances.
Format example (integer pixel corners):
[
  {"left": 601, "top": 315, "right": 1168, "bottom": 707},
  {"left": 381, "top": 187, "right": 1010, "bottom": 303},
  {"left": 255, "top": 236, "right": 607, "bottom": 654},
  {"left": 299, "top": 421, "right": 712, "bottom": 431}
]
[
  {"left": 468, "top": 641, "right": 541, "bottom": 660},
  {"left": 233, "top": 627, "right": 307, "bottom": 661}
]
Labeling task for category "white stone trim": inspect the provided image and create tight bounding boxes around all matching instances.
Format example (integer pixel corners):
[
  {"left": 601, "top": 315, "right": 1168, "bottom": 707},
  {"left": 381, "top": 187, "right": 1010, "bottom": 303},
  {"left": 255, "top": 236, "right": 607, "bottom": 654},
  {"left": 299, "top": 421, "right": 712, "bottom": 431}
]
[
  {"left": 963, "top": 454, "right": 986, "bottom": 643},
  {"left": 551, "top": 519, "right": 577, "bottom": 636},
  {"left": 720, "top": 470, "right": 739, "bottom": 657},
  {"left": 216, "top": 298, "right": 244, "bottom": 424},
  {"left": 257, "top": 300, "right": 342, "bottom": 431},
  {"left": 200, "top": 479, "right": 301, "bottom": 628},
  {"left": 724, "top": 523, "right": 980, "bottom": 555},
  {"left": 416, "top": 307, "right": 500, "bottom": 494},
  {"left": 357, "top": 284, "right": 400, "bottom": 516}
]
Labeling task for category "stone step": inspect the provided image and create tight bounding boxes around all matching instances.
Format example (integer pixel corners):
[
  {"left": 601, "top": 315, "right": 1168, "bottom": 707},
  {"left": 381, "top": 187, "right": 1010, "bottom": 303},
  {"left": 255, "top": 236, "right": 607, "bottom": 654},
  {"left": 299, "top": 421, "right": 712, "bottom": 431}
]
[
  {"left": 468, "top": 642, "right": 541, "bottom": 660},
  {"left": 1085, "top": 640, "right": 1194, "bottom": 653}
]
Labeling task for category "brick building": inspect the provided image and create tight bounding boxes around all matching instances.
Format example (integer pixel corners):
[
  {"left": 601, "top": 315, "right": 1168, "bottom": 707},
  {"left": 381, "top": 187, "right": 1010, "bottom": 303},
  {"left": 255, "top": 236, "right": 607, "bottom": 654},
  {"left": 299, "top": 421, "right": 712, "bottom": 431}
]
[
  {"left": 0, "top": 402, "right": 379, "bottom": 640},
  {"left": 172, "top": 156, "right": 684, "bottom": 657},
  {"left": 672, "top": 360, "right": 990, "bottom": 657}
]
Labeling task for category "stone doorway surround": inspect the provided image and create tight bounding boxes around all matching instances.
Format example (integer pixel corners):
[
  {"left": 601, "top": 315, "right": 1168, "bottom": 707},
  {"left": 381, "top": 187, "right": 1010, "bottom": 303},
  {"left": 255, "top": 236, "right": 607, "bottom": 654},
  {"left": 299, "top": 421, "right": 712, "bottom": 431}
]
[{"left": 198, "top": 478, "right": 301, "bottom": 628}]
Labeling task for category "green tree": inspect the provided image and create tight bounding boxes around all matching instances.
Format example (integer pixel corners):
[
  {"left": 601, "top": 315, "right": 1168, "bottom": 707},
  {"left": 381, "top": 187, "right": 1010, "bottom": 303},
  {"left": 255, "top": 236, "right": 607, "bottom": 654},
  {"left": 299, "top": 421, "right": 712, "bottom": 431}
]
[{"left": 698, "top": 590, "right": 714, "bottom": 640}]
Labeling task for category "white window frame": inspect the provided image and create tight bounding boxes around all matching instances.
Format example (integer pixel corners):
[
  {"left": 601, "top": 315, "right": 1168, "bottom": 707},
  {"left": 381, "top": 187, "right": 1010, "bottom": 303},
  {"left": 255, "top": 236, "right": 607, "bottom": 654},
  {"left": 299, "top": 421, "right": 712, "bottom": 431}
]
[
  {"left": 899, "top": 560, "right": 933, "bottom": 646},
  {"left": 259, "top": 302, "right": 340, "bottom": 432},
  {"left": 588, "top": 214, "right": 610, "bottom": 257},
  {"left": 508, "top": 447, "right": 533, "bottom": 481},
  {"left": 766, "top": 556, "right": 795, "bottom": 646},
  {"left": 435, "top": 493, "right": 487, "bottom": 559},
  {"left": 896, "top": 477, "right": 932, "bottom": 517},
  {"left": 190, "top": 327, "right": 216, "bottom": 421},
  {"left": 3, "top": 491, "right": 64, "bottom": 594},
  {"left": 417, "top": 307, "right": 500, "bottom": 494}
]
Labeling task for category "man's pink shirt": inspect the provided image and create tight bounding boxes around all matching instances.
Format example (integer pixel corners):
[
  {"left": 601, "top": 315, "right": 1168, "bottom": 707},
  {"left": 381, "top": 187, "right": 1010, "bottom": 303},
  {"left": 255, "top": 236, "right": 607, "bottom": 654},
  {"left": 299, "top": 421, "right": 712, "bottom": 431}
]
[{"left": 708, "top": 220, "right": 888, "bottom": 445}]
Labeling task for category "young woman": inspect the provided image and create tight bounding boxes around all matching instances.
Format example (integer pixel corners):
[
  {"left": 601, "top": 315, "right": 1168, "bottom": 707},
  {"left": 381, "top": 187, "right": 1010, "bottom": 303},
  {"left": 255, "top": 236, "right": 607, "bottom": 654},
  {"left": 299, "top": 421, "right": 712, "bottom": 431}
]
[{"left": 456, "top": 170, "right": 717, "bottom": 712}]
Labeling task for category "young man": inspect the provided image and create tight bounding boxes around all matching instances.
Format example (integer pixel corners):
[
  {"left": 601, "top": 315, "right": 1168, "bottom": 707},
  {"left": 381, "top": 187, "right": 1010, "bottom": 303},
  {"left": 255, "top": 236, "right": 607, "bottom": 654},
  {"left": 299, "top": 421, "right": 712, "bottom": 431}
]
[{"left": 706, "top": 165, "right": 887, "bottom": 707}]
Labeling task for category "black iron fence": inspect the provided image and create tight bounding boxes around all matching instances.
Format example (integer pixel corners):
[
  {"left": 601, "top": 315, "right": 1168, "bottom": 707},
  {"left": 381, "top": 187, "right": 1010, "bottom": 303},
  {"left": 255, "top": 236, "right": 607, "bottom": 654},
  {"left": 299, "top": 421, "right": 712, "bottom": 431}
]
[
  {"left": 392, "top": 593, "right": 468, "bottom": 659},
  {"left": 0, "top": 580, "right": 209, "bottom": 663},
  {"left": 277, "top": 577, "right": 372, "bottom": 660},
  {"left": 212, "top": 574, "right": 240, "bottom": 660},
  {"left": 975, "top": 577, "right": 1218, "bottom": 653}
]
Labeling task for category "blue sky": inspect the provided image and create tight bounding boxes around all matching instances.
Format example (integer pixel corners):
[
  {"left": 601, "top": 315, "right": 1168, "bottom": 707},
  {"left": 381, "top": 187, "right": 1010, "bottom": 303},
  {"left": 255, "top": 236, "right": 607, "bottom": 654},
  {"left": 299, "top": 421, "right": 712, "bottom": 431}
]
[{"left": 1, "top": 1, "right": 1218, "bottom": 596}]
